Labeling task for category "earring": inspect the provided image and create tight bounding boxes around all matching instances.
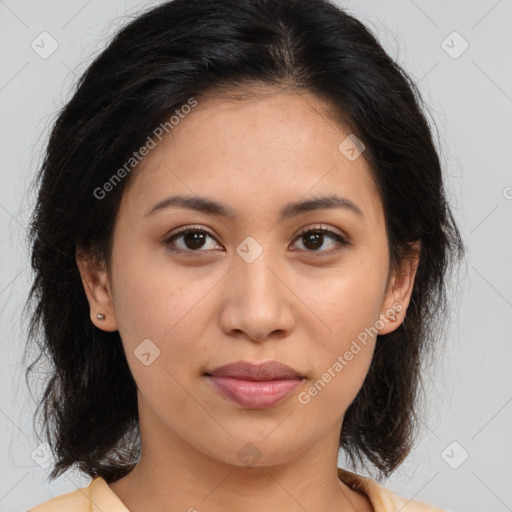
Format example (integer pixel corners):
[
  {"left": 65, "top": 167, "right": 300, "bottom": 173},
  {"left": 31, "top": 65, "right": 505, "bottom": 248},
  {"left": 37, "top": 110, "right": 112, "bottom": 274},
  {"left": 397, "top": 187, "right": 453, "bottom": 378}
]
[
  {"left": 388, "top": 311, "right": 397, "bottom": 321},
  {"left": 96, "top": 313, "right": 106, "bottom": 320}
]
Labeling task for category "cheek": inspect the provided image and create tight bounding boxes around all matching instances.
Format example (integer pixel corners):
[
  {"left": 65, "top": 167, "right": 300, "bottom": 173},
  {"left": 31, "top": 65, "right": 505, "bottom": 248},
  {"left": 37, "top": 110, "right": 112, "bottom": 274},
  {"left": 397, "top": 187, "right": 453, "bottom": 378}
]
[
  {"left": 295, "top": 251, "right": 387, "bottom": 410},
  {"left": 114, "top": 265, "right": 210, "bottom": 413},
  {"left": 302, "top": 247, "right": 388, "bottom": 337},
  {"left": 110, "top": 253, "right": 219, "bottom": 410},
  {"left": 298, "top": 312, "right": 377, "bottom": 422},
  {"left": 111, "top": 240, "right": 206, "bottom": 340}
]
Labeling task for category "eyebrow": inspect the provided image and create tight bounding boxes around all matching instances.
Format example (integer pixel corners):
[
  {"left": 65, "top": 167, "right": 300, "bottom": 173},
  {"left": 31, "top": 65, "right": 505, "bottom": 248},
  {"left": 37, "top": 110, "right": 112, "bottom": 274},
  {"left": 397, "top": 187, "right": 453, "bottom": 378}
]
[{"left": 145, "top": 193, "right": 364, "bottom": 221}]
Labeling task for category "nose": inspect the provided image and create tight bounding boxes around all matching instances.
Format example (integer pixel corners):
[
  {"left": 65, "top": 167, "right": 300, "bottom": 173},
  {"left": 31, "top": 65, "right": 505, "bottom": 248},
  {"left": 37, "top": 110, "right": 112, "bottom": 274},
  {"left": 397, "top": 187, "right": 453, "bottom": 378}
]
[{"left": 218, "top": 248, "right": 296, "bottom": 343}]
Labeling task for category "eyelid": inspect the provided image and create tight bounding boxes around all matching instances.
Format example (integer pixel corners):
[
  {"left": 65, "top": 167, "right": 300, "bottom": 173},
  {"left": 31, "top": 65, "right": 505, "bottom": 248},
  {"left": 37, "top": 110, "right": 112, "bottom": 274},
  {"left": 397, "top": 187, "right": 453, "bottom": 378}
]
[
  {"left": 166, "top": 224, "right": 216, "bottom": 239},
  {"left": 291, "top": 223, "right": 351, "bottom": 254},
  {"left": 293, "top": 222, "right": 348, "bottom": 241},
  {"left": 164, "top": 224, "right": 222, "bottom": 253},
  {"left": 164, "top": 223, "right": 351, "bottom": 253}
]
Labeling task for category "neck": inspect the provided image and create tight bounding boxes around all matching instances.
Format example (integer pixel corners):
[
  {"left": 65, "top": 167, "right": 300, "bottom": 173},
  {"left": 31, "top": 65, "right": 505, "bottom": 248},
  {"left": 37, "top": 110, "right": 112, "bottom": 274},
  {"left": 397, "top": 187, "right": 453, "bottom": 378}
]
[{"left": 107, "top": 419, "right": 372, "bottom": 511}]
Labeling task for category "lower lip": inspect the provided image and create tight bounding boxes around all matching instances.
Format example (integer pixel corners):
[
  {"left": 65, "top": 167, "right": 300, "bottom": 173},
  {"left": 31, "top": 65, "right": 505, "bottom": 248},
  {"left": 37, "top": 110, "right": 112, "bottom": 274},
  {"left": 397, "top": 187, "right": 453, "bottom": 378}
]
[{"left": 207, "top": 376, "right": 304, "bottom": 409}]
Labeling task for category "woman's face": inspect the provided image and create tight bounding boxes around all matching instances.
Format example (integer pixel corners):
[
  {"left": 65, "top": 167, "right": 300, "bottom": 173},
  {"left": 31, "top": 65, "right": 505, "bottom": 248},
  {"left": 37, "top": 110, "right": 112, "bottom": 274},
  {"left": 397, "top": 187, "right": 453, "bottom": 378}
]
[{"left": 79, "top": 88, "right": 416, "bottom": 469}]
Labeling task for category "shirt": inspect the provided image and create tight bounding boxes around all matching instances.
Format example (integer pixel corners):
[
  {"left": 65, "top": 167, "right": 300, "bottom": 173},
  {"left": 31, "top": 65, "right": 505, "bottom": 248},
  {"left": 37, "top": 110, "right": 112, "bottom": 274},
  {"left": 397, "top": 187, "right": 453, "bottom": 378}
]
[{"left": 28, "top": 467, "right": 451, "bottom": 511}]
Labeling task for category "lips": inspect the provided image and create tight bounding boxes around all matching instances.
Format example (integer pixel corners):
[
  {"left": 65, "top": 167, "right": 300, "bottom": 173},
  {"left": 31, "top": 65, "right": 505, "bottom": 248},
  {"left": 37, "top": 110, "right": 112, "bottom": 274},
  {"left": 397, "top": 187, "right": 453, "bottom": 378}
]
[
  {"left": 205, "top": 361, "right": 305, "bottom": 409},
  {"left": 206, "top": 360, "right": 304, "bottom": 380}
]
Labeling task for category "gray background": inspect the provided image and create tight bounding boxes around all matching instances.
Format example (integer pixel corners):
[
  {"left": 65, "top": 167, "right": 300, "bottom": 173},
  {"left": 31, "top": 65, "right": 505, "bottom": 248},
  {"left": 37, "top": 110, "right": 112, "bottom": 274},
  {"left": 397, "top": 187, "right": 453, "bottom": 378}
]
[{"left": 1, "top": 1, "right": 511, "bottom": 511}]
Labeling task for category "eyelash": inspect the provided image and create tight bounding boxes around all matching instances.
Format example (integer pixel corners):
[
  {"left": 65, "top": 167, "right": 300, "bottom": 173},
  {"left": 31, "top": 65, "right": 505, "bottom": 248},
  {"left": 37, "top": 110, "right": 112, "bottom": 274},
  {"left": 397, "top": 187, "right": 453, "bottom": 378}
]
[{"left": 163, "top": 224, "right": 350, "bottom": 255}]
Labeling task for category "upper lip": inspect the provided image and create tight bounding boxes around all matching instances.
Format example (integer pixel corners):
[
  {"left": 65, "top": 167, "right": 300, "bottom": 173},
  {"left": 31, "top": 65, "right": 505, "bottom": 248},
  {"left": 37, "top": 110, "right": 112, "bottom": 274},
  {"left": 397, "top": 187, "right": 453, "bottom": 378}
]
[{"left": 206, "top": 361, "right": 304, "bottom": 381}]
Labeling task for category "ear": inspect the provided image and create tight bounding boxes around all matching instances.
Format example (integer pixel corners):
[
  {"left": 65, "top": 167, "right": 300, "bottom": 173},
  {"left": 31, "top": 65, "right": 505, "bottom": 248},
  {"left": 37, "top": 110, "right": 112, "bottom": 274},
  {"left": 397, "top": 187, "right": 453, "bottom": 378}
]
[
  {"left": 75, "top": 248, "right": 118, "bottom": 332},
  {"left": 377, "top": 241, "right": 420, "bottom": 335}
]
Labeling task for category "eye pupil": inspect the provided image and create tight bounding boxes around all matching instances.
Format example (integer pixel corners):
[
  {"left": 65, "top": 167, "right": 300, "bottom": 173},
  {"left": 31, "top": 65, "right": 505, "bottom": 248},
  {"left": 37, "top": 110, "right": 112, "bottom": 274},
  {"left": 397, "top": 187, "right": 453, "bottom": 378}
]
[
  {"left": 303, "top": 231, "right": 323, "bottom": 250},
  {"left": 184, "top": 231, "right": 207, "bottom": 249},
  {"left": 166, "top": 226, "right": 345, "bottom": 254}
]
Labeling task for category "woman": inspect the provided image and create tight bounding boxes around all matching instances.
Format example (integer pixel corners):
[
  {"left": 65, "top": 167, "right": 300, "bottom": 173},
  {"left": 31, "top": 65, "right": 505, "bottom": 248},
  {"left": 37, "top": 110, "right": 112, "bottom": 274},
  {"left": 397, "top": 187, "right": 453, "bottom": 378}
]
[{"left": 25, "top": 0, "right": 464, "bottom": 510}]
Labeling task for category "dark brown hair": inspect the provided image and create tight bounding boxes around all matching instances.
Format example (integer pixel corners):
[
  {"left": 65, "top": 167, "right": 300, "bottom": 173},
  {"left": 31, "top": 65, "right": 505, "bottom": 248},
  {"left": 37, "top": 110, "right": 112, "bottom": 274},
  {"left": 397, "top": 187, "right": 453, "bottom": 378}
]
[{"left": 24, "top": 0, "right": 465, "bottom": 483}]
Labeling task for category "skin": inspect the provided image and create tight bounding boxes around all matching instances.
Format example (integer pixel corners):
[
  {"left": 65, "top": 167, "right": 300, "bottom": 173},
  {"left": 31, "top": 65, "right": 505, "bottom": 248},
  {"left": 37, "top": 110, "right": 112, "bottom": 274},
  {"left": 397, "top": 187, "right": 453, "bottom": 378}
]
[{"left": 77, "top": 87, "right": 419, "bottom": 512}]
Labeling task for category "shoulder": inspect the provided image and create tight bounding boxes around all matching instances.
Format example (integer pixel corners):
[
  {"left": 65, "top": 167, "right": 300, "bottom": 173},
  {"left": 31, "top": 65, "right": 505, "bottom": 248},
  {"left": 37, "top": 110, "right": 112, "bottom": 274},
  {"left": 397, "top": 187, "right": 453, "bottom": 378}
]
[
  {"left": 28, "top": 490, "right": 91, "bottom": 512},
  {"left": 28, "top": 477, "right": 101, "bottom": 512},
  {"left": 337, "top": 467, "right": 452, "bottom": 512},
  {"left": 378, "top": 484, "right": 452, "bottom": 512}
]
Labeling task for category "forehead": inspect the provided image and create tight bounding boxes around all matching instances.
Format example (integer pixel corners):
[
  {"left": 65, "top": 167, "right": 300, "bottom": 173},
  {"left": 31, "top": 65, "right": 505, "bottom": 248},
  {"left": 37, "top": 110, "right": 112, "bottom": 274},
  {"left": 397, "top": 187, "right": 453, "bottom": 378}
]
[{"left": 118, "top": 89, "right": 384, "bottom": 228}]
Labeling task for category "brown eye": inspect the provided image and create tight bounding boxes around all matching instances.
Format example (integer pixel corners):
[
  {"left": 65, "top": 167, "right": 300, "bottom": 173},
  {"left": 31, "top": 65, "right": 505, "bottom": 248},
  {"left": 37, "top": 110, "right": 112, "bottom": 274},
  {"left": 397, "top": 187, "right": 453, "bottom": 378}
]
[
  {"left": 292, "top": 227, "right": 349, "bottom": 253},
  {"left": 164, "top": 227, "right": 220, "bottom": 252}
]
